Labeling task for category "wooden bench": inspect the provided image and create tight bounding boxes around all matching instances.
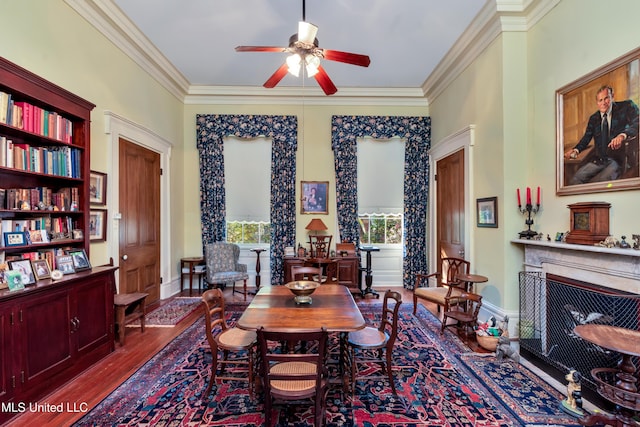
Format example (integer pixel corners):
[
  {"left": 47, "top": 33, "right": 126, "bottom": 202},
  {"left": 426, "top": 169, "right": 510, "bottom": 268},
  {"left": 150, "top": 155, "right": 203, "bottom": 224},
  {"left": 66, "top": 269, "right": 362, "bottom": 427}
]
[{"left": 114, "top": 292, "right": 149, "bottom": 346}]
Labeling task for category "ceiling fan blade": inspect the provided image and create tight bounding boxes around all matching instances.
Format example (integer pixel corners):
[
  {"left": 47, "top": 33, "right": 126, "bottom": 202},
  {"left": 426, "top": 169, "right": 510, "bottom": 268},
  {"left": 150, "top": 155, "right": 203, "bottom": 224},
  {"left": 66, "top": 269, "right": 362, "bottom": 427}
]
[
  {"left": 263, "top": 63, "right": 290, "bottom": 88},
  {"left": 314, "top": 66, "right": 337, "bottom": 95},
  {"left": 235, "top": 46, "right": 287, "bottom": 53},
  {"left": 323, "top": 49, "right": 371, "bottom": 67}
]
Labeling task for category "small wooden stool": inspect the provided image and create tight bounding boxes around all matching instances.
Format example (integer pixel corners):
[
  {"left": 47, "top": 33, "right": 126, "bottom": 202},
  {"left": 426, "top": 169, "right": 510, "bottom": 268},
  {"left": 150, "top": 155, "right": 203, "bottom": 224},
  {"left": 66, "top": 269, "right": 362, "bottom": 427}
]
[{"left": 114, "top": 292, "right": 149, "bottom": 346}]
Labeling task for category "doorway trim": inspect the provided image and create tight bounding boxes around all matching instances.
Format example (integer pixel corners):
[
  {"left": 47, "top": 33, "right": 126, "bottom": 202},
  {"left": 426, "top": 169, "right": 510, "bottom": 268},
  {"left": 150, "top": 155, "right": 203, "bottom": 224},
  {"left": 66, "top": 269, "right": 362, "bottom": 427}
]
[
  {"left": 428, "top": 125, "right": 475, "bottom": 270},
  {"left": 104, "top": 111, "right": 173, "bottom": 297}
]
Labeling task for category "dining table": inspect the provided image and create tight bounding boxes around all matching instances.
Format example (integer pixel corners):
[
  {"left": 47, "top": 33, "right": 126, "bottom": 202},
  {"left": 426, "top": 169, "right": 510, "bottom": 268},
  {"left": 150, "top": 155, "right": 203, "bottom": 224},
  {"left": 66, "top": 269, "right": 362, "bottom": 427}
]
[
  {"left": 237, "top": 284, "right": 365, "bottom": 332},
  {"left": 237, "top": 284, "right": 366, "bottom": 393}
]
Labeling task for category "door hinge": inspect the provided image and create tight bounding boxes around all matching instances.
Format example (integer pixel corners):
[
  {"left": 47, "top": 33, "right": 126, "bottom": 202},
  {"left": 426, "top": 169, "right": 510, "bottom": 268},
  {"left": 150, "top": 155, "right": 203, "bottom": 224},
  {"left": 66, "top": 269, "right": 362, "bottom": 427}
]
[
  {"left": 160, "top": 276, "right": 163, "bottom": 284},
  {"left": 434, "top": 174, "right": 437, "bottom": 181},
  {"left": 160, "top": 168, "right": 163, "bottom": 175}
]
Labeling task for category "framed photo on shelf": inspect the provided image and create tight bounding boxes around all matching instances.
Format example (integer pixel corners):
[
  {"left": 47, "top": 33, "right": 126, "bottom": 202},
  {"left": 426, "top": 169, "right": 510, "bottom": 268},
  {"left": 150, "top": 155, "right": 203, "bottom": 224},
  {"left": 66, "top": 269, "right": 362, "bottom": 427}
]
[
  {"left": 5, "top": 270, "right": 24, "bottom": 291},
  {"left": 68, "top": 249, "right": 91, "bottom": 271},
  {"left": 556, "top": 47, "right": 640, "bottom": 195},
  {"left": 89, "top": 209, "right": 107, "bottom": 242},
  {"left": 476, "top": 197, "right": 498, "bottom": 228},
  {"left": 301, "top": 181, "right": 329, "bottom": 214},
  {"left": 8, "top": 259, "right": 36, "bottom": 286},
  {"left": 0, "top": 263, "right": 8, "bottom": 289},
  {"left": 89, "top": 170, "right": 107, "bottom": 206},
  {"left": 3, "top": 231, "right": 27, "bottom": 247},
  {"left": 31, "top": 259, "right": 51, "bottom": 280},
  {"left": 56, "top": 255, "right": 76, "bottom": 275}
]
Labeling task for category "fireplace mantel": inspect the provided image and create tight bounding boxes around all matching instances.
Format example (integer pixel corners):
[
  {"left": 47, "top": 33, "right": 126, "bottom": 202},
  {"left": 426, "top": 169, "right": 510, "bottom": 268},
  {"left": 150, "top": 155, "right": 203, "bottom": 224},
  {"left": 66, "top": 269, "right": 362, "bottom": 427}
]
[{"left": 512, "top": 238, "right": 640, "bottom": 294}]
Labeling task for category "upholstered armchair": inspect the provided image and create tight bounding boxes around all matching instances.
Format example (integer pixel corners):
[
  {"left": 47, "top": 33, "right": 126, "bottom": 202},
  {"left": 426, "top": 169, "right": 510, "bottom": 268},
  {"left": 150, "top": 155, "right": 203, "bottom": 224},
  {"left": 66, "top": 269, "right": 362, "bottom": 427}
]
[{"left": 204, "top": 242, "right": 249, "bottom": 300}]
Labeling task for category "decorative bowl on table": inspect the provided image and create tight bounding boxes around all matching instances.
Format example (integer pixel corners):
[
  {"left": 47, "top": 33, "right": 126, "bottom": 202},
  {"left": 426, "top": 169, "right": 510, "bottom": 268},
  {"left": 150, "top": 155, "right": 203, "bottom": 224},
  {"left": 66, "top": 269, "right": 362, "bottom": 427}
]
[{"left": 285, "top": 281, "right": 320, "bottom": 304}]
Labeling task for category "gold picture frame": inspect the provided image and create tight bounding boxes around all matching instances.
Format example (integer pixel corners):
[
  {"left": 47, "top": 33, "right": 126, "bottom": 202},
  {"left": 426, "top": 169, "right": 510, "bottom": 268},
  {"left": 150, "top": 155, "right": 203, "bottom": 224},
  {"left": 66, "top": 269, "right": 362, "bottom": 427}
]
[
  {"left": 556, "top": 47, "right": 640, "bottom": 195},
  {"left": 301, "top": 181, "right": 329, "bottom": 215}
]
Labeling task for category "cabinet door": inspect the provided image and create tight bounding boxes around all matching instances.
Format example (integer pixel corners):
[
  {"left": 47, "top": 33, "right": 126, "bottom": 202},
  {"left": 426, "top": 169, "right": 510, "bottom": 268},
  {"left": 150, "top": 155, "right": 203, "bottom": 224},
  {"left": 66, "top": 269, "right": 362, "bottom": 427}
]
[
  {"left": 0, "top": 301, "right": 14, "bottom": 402},
  {"left": 18, "top": 288, "right": 73, "bottom": 389},
  {"left": 337, "top": 258, "right": 360, "bottom": 290},
  {"left": 73, "top": 273, "right": 114, "bottom": 355}
]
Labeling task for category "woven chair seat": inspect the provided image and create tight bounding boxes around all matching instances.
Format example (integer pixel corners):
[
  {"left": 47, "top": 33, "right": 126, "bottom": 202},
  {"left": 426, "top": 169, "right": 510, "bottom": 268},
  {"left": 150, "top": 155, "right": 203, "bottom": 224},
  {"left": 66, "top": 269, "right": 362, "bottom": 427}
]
[
  {"left": 414, "top": 286, "right": 463, "bottom": 305},
  {"left": 270, "top": 361, "right": 317, "bottom": 392},
  {"left": 347, "top": 326, "right": 388, "bottom": 349},
  {"left": 218, "top": 327, "right": 257, "bottom": 349}
]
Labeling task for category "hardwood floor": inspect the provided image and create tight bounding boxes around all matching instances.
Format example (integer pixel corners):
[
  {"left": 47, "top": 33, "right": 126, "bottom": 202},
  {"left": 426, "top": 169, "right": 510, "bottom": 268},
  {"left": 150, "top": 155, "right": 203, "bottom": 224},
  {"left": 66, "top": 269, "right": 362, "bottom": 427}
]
[{"left": 6, "top": 286, "right": 484, "bottom": 426}]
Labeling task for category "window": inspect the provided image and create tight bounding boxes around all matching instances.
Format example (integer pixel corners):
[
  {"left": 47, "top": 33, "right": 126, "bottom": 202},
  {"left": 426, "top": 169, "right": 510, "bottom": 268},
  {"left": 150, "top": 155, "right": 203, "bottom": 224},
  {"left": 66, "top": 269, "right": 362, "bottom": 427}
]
[
  {"left": 357, "top": 137, "right": 404, "bottom": 245},
  {"left": 358, "top": 213, "right": 403, "bottom": 244},
  {"left": 223, "top": 136, "right": 271, "bottom": 244}
]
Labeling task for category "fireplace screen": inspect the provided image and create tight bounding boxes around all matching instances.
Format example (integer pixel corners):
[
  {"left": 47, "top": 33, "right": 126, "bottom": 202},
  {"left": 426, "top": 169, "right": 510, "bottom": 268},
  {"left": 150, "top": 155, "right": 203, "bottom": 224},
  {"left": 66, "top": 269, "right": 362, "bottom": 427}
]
[{"left": 519, "top": 271, "right": 640, "bottom": 392}]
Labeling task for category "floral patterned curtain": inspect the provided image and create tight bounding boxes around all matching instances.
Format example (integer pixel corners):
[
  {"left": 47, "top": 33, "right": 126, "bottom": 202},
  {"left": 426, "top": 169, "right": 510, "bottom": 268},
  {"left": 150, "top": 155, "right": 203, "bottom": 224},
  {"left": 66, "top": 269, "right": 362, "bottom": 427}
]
[
  {"left": 331, "top": 116, "right": 431, "bottom": 289},
  {"left": 196, "top": 114, "right": 298, "bottom": 284}
]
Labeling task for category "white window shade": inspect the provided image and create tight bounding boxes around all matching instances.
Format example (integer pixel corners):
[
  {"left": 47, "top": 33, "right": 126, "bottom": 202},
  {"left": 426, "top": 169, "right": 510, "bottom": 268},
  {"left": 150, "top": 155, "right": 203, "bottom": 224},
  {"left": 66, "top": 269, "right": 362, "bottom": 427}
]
[
  {"left": 224, "top": 136, "right": 271, "bottom": 222},
  {"left": 357, "top": 137, "right": 405, "bottom": 214}
]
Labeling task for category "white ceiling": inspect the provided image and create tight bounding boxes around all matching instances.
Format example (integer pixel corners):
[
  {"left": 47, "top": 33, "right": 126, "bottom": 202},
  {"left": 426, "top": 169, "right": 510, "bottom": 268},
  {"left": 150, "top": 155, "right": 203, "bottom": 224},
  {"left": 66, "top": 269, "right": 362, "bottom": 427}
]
[{"left": 109, "top": 0, "right": 487, "bottom": 93}]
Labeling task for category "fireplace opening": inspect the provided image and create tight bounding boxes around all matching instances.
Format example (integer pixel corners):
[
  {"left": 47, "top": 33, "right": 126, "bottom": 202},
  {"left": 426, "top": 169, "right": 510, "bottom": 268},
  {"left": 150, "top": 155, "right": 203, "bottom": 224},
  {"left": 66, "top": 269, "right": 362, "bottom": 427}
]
[{"left": 519, "top": 271, "right": 640, "bottom": 406}]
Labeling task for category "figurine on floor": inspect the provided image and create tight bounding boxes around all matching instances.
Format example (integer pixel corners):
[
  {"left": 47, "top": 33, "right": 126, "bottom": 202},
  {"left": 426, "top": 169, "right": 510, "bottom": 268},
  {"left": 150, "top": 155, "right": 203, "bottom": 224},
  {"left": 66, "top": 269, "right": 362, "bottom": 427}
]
[
  {"left": 560, "top": 369, "right": 584, "bottom": 417},
  {"left": 495, "top": 335, "right": 519, "bottom": 363}
]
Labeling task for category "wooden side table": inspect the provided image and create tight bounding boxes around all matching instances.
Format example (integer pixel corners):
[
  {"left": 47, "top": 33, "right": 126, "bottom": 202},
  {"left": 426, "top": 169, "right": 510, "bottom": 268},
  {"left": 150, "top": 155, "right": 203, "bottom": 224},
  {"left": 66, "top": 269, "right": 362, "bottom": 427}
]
[
  {"left": 574, "top": 324, "right": 640, "bottom": 426},
  {"left": 455, "top": 273, "right": 488, "bottom": 293},
  {"left": 250, "top": 248, "right": 266, "bottom": 294},
  {"left": 359, "top": 246, "right": 380, "bottom": 298},
  {"left": 181, "top": 256, "right": 204, "bottom": 296},
  {"left": 114, "top": 292, "right": 148, "bottom": 346}
]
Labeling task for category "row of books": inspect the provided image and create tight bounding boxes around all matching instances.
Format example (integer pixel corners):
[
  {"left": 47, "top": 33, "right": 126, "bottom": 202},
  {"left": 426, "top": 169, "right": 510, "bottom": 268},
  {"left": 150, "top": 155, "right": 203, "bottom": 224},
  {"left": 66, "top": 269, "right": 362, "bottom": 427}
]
[
  {"left": 2, "top": 216, "right": 77, "bottom": 248},
  {"left": 0, "top": 136, "right": 82, "bottom": 178},
  {"left": 0, "top": 91, "right": 74, "bottom": 143},
  {"left": 4, "top": 247, "right": 69, "bottom": 271},
  {"left": 0, "top": 187, "right": 79, "bottom": 211}
]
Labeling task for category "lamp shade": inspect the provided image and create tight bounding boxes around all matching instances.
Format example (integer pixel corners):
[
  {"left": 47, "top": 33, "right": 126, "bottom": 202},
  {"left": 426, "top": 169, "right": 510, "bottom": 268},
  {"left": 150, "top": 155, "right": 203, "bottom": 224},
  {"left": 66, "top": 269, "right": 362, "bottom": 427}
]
[{"left": 305, "top": 218, "right": 328, "bottom": 231}]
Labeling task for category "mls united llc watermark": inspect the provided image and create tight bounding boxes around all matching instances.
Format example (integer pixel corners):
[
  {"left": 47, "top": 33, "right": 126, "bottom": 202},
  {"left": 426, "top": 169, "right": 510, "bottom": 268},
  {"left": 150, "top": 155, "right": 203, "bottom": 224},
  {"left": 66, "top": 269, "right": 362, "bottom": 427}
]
[{"left": 2, "top": 401, "right": 89, "bottom": 414}]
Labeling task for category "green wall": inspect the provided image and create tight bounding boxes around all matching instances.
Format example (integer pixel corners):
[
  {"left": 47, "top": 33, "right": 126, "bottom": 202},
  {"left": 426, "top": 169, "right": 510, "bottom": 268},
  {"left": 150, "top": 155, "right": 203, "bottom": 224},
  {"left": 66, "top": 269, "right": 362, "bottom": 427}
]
[{"left": 429, "top": 0, "right": 640, "bottom": 313}]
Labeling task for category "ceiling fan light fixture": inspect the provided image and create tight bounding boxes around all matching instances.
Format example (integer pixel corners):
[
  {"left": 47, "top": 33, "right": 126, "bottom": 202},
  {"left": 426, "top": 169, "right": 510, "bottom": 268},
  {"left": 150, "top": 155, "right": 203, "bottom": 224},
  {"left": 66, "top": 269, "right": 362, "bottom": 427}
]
[
  {"left": 305, "top": 54, "right": 320, "bottom": 77},
  {"left": 298, "top": 21, "right": 318, "bottom": 45},
  {"left": 286, "top": 53, "right": 302, "bottom": 77}
]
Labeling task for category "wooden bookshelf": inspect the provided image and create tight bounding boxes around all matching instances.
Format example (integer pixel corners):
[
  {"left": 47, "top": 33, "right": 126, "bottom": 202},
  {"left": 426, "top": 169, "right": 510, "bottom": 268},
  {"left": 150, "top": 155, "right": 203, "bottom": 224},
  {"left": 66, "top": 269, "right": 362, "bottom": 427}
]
[
  {"left": 0, "top": 57, "right": 93, "bottom": 266},
  {"left": 0, "top": 57, "right": 117, "bottom": 423}
]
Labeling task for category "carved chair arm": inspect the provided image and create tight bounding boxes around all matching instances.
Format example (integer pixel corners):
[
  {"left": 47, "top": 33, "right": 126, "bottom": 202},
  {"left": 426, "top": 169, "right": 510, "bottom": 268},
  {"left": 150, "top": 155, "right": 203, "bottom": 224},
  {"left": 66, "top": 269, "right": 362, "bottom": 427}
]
[{"left": 415, "top": 272, "right": 440, "bottom": 288}]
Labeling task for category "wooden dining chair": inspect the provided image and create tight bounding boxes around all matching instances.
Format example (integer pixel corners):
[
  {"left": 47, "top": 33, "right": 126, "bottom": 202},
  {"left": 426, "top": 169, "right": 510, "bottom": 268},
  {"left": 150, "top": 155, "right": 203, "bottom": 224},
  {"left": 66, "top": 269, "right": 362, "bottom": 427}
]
[
  {"left": 441, "top": 291, "right": 483, "bottom": 341},
  {"left": 290, "top": 265, "right": 322, "bottom": 283},
  {"left": 347, "top": 289, "right": 402, "bottom": 396},
  {"left": 257, "top": 327, "right": 329, "bottom": 427},
  {"left": 413, "top": 257, "right": 470, "bottom": 327},
  {"left": 201, "top": 288, "right": 257, "bottom": 398}
]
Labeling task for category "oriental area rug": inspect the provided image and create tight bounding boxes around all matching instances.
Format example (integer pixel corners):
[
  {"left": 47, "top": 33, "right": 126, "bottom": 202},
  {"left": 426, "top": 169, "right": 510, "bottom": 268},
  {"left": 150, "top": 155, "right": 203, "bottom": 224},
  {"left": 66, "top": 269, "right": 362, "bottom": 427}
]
[
  {"left": 76, "top": 303, "right": 583, "bottom": 426},
  {"left": 126, "top": 297, "right": 202, "bottom": 328}
]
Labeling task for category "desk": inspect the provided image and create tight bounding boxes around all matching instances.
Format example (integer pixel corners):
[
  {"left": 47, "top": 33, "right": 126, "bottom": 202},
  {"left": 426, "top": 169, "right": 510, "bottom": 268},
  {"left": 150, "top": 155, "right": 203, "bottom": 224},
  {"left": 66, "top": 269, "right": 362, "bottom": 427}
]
[
  {"left": 455, "top": 273, "right": 488, "bottom": 293},
  {"left": 574, "top": 324, "right": 640, "bottom": 426},
  {"left": 180, "top": 256, "right": 204, "bottom": 296},
  {"left": 359, "top": 246, "right": 380, "bottom": 298},
  {"left": 237, "top": 284, "right": 365, "bottom": 332}
]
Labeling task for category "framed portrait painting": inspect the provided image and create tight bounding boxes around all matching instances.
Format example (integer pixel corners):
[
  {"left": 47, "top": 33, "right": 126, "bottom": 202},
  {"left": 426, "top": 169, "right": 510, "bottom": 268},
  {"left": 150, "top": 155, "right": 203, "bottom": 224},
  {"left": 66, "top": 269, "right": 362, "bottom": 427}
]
[
  {"left": 301, "top": 181, "right": 329, "bottom": 214},
  {"left": 90, "top": 171, "right": 107, "bottom": 206},
  {"left": 89, "top": 209, "right": 107, "bottom": 242},
  {"left": 557, "top": 47, "right": 640, "bottom": 195},
  {"left": 476, "top": 197, "right": 498, "bottom": 228}
]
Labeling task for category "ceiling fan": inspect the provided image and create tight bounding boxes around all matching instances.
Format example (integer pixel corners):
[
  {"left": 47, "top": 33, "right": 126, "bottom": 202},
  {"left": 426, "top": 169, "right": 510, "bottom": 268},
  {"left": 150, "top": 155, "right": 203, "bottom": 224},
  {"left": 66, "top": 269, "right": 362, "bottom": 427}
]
[{"left": 235, "top": 0, "right": 370, "bottom": 95}]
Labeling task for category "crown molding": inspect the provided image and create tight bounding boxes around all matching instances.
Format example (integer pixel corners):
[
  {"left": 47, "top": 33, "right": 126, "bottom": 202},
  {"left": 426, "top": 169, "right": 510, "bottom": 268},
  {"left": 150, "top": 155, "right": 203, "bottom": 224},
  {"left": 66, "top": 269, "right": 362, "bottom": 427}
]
[
  {"left": 185, "top": 85, "right": 428, "bottom": 106},
  {"left": 422, "top": 0, "right": 560, "bottom": 103},
  {"left": 64, "top": 0, "right": 190, "bottom": 100}
]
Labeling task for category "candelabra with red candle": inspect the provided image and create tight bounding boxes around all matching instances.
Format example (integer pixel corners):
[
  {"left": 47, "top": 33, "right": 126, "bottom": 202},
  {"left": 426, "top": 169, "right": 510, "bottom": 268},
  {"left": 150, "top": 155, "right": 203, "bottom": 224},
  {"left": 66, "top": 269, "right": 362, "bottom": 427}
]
[{"left": 517, "top": 186, "right": 540, "bottom": 239}]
